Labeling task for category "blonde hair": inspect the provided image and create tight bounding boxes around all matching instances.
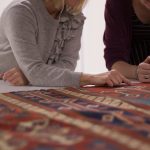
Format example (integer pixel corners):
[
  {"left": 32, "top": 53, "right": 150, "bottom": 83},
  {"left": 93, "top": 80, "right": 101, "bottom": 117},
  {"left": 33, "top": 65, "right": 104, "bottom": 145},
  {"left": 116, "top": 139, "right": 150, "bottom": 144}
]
[{"left": 51, "top": 0, "right": 88, "bottom": 15}]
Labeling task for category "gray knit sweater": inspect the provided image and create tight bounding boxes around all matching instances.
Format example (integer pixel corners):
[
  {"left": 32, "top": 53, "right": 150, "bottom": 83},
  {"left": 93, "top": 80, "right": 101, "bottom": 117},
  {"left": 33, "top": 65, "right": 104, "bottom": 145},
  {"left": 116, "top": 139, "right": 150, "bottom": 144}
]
[{"left": 0, "top": 0, "right": 86, "bottom": 87}]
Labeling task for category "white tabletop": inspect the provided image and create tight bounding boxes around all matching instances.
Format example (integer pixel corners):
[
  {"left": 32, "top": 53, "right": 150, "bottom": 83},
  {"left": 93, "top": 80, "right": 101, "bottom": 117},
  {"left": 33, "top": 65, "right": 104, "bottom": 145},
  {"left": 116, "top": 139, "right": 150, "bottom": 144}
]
[
  {"left": 0, "top": 80, "right": 51, "bottom": 93},
  {"left": 0, "top": 79, "right": 140, "bottom": 93}
]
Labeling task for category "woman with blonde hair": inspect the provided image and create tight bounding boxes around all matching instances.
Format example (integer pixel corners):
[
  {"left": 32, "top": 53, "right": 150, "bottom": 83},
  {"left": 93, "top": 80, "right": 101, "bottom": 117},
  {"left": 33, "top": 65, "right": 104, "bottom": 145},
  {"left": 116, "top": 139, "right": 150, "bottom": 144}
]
[{"left": 0, "top": 0, "right": 130, "bottom": 87}]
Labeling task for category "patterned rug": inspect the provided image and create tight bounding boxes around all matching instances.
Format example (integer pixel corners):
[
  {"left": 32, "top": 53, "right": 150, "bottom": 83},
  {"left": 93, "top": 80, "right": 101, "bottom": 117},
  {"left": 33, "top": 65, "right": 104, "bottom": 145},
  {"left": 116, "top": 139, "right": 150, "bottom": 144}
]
[{"left": 0, "top": 83, "right": 150, "bottom": 150}]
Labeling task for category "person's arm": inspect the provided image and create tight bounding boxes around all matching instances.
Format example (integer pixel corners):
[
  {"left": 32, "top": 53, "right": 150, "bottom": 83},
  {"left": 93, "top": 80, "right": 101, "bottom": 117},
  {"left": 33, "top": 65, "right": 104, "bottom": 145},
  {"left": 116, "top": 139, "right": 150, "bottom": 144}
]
[
  {"left": 3, "top": 5, "right": 81, "bottom": 87},
  {"left": 104, "top": 0, "right": 135, "bottom": 79},
  {"left": 112, "top": 61, "right": 138, "bottom": 79},
  {"left": 2, "top": 66, "right": 132, "bottom": 87},
  {"left": 80, "top": 69, "right": 131, "bottom": 87}
]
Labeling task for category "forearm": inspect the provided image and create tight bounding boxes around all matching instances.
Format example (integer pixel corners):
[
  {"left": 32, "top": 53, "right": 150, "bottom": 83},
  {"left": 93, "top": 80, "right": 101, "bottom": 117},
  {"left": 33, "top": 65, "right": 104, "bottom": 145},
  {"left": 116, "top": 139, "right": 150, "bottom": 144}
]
[
  {"left": 80, "top": 73, "right": 93, "bottom": 86},
  {"left": 52, "top": 58, "right": 77, "bottom": 71},
  {"left": 112, "top": 61, "right": 138, "bottom": 79},
  {"left": 80, "top": 70, "right": 131, "bottom": 87}
]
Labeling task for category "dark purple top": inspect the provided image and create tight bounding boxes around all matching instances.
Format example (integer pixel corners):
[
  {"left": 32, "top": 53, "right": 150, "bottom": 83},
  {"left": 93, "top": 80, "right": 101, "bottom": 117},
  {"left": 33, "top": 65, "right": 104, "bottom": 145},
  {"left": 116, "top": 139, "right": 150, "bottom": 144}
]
[{"left": 104, "top": 0, "right": 133, "bottom": 70}]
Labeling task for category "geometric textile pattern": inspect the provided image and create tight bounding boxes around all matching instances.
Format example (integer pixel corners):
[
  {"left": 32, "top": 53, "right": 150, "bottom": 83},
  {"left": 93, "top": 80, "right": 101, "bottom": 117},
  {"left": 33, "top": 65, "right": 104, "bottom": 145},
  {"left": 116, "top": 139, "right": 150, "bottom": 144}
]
[{"left": 0, "top": 83, "right": 150, "bottom": 150}]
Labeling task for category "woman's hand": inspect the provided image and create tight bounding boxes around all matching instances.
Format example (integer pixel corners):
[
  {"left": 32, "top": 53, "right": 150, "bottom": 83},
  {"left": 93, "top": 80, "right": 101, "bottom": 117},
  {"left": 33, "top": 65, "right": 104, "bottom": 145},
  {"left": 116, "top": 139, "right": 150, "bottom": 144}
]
[
  {"left": 137, "top": 56, "right": 150, "bottom": 82},
  {"left": 80, "top": 69, "right": 131, "bottom": 87},
  {"left": 2, "top": 67, "right": 28, "bottom": 86},
  {"left": 137, "top": 63, "right": 150, "bottom": 82},
  {"left": 0, "top": 73, "right": 4, "bottom": 79}
]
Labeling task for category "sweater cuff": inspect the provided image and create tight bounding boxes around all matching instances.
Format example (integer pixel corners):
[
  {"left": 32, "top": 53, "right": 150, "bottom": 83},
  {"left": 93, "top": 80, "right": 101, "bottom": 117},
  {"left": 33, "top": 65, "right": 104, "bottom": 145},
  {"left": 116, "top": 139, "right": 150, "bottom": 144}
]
[{"left": 64, "top": 71, "right": 81, "bottom": 87}]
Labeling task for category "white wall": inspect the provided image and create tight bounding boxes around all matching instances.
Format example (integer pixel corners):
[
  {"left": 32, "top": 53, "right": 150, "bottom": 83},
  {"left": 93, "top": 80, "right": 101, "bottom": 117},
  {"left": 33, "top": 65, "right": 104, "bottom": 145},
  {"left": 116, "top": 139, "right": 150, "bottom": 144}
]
[
  {"left": 0, "top": 0, "right": 12, "bottom": 14},
  {"left": 76, "top": 0, "right": 107, "bottom": 74},
  {"left": 0, "top": 0, "right": 107, "bottom": 74}
]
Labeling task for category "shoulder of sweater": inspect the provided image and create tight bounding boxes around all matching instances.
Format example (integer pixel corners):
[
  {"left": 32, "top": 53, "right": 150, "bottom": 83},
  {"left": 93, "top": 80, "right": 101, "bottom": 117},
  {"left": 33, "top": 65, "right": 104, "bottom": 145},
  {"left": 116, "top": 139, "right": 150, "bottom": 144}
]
[{"left": 1, "top": 0, "right": 36, "bottom": 20}]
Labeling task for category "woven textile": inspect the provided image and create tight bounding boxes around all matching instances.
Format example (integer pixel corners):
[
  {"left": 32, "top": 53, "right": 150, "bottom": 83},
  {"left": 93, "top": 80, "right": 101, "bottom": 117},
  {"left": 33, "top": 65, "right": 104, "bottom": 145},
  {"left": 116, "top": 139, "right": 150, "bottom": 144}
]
[{"left": 0, "top": 83, "right": 150, "bottom": 150}]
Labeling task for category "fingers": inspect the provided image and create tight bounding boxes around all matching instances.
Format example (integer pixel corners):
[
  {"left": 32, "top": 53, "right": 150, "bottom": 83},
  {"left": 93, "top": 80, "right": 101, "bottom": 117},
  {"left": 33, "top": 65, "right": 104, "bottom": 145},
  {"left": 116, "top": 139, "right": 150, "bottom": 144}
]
[
  {"left": 137, "top": 63, "right": 150, "bottom": 82},
  {"left": 3, "top": 68, "right": 18, "bottom": 81},
  {"left": 106, "top": 79, "right": 114, "bottom": 87},
  {"left": 3, "top": 72, "right": 18, "bottom": 82},
  {"left": 9, "top": 77, "right": 24, "bottom": 86},
  {"left": 139, "top": 62, "right": 150, "bottom": 70},
  {"left": 144, "top": 56, "right": 150, "bottom": 64},
  {"left": 107, "top": 75, "right": 121, "bottom": 86},
  {"left": 138, "top": 68, "right": 150, "bottom": 74},
  {"left": 0, "top": 73, "right": 4, "bottom": 79},
  {"left": 3, "top": 67, "right": 28, "bottom": 86},
  {"left": 106, "top": 70, "right": 131, "bottom": 87},
  {"left": 5, "top": 73, "right": 23, "bottom": 86},
  {"left": 119, "top": 74, "right": 132, "bottom": 85},
  {"left": 138, "top": 73, "right": 150, "bottom": 82}
]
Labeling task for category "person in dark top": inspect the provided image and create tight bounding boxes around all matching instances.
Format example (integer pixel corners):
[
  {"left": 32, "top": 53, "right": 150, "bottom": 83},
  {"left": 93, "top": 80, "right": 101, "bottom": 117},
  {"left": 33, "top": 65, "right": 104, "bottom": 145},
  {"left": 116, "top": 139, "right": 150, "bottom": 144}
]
[{"left": 104, "top": 0, "right": 150, "bottom": 82}]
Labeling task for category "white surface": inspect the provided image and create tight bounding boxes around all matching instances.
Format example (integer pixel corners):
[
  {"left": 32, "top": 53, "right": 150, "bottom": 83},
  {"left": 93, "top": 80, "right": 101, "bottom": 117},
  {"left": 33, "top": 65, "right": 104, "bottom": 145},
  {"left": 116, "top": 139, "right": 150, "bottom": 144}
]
[
  {"left": 0, "top": 80, "right": 51, "bottom": 93},
  {"left": 76, "top": 0, "right": 107, "bottom": 74}
]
